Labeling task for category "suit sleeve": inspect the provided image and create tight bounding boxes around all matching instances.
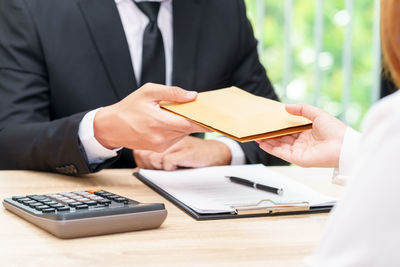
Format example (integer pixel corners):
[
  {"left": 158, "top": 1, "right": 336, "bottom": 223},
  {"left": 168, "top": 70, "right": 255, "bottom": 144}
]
[
  {"left": 0, "top": 0, "right": 116, "bottom": 174},
  {"left": 229, "top": 0, "right": 288, "bottom": 166}
]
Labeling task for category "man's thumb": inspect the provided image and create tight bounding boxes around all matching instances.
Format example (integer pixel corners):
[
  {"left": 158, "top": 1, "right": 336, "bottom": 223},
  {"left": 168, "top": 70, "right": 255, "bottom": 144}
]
[{"left": 146, "top": 84, "right": 198, "bottom": 103}]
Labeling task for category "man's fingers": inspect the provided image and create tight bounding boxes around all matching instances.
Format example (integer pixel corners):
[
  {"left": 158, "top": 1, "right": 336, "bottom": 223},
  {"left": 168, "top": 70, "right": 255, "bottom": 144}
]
[
  {"left": 143, "top": 83, "right": 198, "bottom": 103},
  {"left": 157, "top": 111, "right": 209, "bottom": 133},
  {"left": 162, "top": 152, "right": 186, "bottom": 171},
  {"left": 133, "top": 150, "right": 153, "bottom": 169},
  {"left": 285, "top": 103, "right": 324, "bottom": 121},
  {"left": 148, "top": 153, "right": 163, "bottom": 169},
  {"left": 188, "top": 123, "right": 211, "bottom": 133},
  {"left": 133, "top": 151, "right": 146, "bottom": 168}
]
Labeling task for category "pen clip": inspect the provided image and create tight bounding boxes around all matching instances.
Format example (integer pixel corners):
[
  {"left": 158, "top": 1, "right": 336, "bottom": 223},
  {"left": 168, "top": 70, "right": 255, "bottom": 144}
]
[{"left": 232, "top": 199, "right": 310, "bottom": 215}]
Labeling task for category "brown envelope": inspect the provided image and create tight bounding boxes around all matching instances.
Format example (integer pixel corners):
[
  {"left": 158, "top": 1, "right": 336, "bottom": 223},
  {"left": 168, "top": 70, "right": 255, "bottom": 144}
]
[{"left": 160, "top": 87, "right": 312, "bottom": 142}]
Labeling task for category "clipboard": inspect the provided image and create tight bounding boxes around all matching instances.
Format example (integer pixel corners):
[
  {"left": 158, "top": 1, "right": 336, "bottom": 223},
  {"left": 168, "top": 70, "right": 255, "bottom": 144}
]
[{"left": 133, "top": 172, "right": 334, "bottom": 221}]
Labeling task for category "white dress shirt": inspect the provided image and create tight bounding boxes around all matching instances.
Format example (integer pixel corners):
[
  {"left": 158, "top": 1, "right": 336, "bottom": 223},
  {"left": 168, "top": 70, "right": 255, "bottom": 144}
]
[
  {"left": 78, "top": 0, "right": 245, "bottom": 165},
  {"left": 304, "top": 90, "right": 400, "bottom": 266}
]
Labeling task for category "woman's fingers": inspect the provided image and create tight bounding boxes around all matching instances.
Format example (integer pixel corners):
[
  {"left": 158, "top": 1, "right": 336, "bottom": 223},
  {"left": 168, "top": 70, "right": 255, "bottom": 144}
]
[
  {"left": 258, "top": 139, "right": 293, "bottom": 160},
  {"left": 285, "top": 103, "right": 324, "bottom": 121}
]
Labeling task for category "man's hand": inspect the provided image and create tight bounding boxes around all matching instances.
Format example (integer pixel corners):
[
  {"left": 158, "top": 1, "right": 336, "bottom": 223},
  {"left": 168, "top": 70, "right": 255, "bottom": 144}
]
[
  {"left": 93, "top": 83, "right": 208, "bottom": 153},
  {"left": 257, "top": 103, "right": 347, "bottom": 168},
  {"left": 134, "top": 136, "right": 232, "bottom": 171}
]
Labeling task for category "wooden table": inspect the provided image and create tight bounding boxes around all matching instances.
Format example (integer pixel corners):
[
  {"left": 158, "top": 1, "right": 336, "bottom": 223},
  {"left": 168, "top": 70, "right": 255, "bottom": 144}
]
[{"left": 0, "top": 166, "right": 342, "bottom": 266}]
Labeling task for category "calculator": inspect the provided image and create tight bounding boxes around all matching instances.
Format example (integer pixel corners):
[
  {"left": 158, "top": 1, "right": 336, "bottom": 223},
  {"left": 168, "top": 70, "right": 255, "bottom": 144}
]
[{"left": 2, "top": 189, "right": 167, "bottom": 238}]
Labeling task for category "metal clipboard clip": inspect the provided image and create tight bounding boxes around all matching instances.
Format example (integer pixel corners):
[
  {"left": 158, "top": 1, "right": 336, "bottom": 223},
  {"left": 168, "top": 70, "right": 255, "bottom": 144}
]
[{"left": 232, "top": 199, "right": 310, "bottom": 215}]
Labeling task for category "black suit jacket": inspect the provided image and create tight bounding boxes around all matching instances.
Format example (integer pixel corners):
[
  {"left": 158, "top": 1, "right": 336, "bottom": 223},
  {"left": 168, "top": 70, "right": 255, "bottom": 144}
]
[{"left": 0, "top": 0, "right": 287, "bottom": 174}]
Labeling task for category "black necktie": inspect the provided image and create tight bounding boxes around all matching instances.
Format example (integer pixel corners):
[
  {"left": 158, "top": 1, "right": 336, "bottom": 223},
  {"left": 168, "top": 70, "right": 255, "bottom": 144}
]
[{"left": 135, "top": 1, "right": 166, "bottom": 85}]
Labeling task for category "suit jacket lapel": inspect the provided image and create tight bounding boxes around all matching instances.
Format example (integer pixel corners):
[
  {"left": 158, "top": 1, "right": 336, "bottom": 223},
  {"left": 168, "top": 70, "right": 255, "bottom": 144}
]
[
  {"left": 172, "top": 0, "right": 203, "bottom": 90},
  {"left": 76, "top": 0, "right": 137, "bottom": 100}
]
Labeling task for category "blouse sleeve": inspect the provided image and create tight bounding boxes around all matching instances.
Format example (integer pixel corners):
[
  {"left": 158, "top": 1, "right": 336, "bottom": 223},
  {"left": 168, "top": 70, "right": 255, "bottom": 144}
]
[
  {"left": 304, "top": 91, "right": 400, "bottom": 266},
  {"left": 331, "top": 127, "right": 361, "bottom": 186}
]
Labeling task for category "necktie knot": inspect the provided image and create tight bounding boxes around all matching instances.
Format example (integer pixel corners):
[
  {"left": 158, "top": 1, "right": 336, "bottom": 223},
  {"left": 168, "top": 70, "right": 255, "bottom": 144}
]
[{"left": 136, "top": 2, "right": 161, "bottom": 23}]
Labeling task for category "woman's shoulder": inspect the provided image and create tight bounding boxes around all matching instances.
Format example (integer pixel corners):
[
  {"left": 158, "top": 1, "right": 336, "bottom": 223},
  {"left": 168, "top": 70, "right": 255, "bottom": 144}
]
[{"left": 361, "top": 90, "right": 400, "bottom": 134}]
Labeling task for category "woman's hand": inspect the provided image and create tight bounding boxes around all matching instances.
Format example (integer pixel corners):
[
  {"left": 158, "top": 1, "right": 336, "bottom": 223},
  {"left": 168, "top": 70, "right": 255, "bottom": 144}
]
[{"left": 257, "top": 103, "right": 347, "bottom": 168}]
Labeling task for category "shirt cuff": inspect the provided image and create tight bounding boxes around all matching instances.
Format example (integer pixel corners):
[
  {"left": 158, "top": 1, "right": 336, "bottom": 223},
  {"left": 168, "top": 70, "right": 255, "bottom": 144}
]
[
  {"left": 331, "top": 126, "right": 361, "bottom": 185},
  {"left": 213, "top": 137, "right": 246, "bottom": 165},
  {"left": 339, "top": 126, "right": 361, "bottom": 176},
  {"left": 78, "top": 108, "right": 122, "bottom": 165},
  {"left": 331, "top": 168, "right": 347, "bottom": 186}
]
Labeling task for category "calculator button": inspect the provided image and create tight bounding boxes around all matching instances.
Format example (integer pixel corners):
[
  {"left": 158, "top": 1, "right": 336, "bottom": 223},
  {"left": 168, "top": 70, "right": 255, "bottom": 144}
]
[
  {"left": 114, "top": 197, "right": 127, "bottom": 203},
  {"left": 46, "top": 201, "right": 59, "bottom": 206},
  {"left": 57, "top": 197, "right": 70, "bottom": 201},
  {"left": 48, "top": 194, "right": 63, "bottom": 199},
  {"left": 68, "top": 202, "right": 83, "bottom": 207},
  {"left": 12, "top": 196, "right": 26, "bottom": 201},
  {"left": 90, "top": 196, "right": 104, "bottom": 201},
  {"left": 93, "top": 190, "right": 107, "bottom": 196},
  {"left": 29, "top": 203, "right": 43, "bottom": 208},
  {"left": 84, "top": 201, "right": 98, "bottom": 206},
  {"left": 42, "top": 208, "right": 56, "bottom": 213},
  {"left": 60, "top": 193, "right": 74, "bottom": 197},
  {"left": 31, "top": 196, "right": 47, "bottom": 201},
  {"left": 56, "top": 206, "right": 70, "bottom": 212},
  {"left": 62, "top": 199, "right": 75, "bottom": 204},
  {"left": 75, "top": 198, "right": 89, "bottom": 202},
  {"left": 26, "top": 195, "right": 45, "bottom": 200},
  {"left": 40, "top": 198, "right": 52, "bottom": 203},
  {"left": 49, "top": 203, "right": 64, "bottom": 208},
  {"left": 98, "top": 199, "right": 111, "bottom": 205},
  {"left": 93, "top": 204, "right": 106, "bottom": 209},
  {"left": 75, "top": 204, "right": 88, "bottom": 209},
  {"left": 35, "top": 205, "right": 50, "bottom": 211},
  {"left": 44, "top": 194, "right": 58, "bottom": 199},
  {"left": 87, "top": 189, "right": 101, "bottom": 194},
  {"left": 16, "top": 197, "right": 31, "bottom": 203},
  {"left": 64, "top": 194, "right": 78, "bottom": 199},
  {"left": 73, "top": 191, "right": 87, "bottom": 195},
  {"left": 22, "top": 200, "right": 37, "bottom": 205}
]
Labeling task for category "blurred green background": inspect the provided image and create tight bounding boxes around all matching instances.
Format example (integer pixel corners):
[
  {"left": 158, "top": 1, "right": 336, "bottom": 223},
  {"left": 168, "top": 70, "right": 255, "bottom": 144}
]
[{"left": 244, "top": 0, "right": 378, "bottom": 130}]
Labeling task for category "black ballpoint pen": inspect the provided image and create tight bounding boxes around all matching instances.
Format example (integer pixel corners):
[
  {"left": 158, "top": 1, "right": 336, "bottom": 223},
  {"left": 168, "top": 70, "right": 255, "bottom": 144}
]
[{"left": 225, "top": 176, "right": 284, "bottom": 195}]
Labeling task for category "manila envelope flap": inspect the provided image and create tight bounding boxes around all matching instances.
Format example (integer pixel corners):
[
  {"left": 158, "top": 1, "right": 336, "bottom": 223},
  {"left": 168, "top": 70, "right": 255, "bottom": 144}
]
[{"left": 160, "top": 87, "right": 312, "bottom": 142}]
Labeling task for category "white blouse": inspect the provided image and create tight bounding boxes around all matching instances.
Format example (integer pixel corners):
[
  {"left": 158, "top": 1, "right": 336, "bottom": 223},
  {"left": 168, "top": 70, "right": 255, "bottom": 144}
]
[{"left": 304, "top": 90, "right": 400, "bottom": 266}]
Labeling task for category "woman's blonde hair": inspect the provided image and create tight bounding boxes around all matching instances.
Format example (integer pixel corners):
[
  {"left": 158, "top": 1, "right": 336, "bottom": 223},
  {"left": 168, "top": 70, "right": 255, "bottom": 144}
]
[{"left": 381, "top": 0, "right": 400, "bottom": 87}]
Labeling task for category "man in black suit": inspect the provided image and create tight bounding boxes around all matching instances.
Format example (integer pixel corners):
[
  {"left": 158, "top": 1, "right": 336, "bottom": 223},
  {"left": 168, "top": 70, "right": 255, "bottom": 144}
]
[{"left": 0, "top": 0, "right": 285, "bottom": 175}]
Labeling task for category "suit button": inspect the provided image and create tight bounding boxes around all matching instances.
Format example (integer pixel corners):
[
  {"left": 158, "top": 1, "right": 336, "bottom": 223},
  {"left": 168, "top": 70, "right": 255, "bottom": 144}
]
[
  {"left": 55, "top": 166, "right": 66, "bottom": 174},
  {"left": 56, "top": 164, "right": 78, "bottom": 175},
  {"left": 65, "top": 164, "right": 77, "bottom": 174}
]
